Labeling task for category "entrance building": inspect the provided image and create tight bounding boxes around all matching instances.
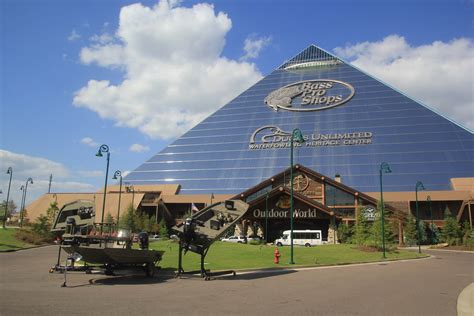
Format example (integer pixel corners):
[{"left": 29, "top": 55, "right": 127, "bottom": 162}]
[{"left": 233, "top": 164, "right": 406, "bottom": 243}]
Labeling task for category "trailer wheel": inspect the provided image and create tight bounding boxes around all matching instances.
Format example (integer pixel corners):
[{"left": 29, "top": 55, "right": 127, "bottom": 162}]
[
  {"left": 305, "top": 243, "right": 311, "bottom": 247},
  {"left": 145, "top": 263, "right": 155, "bottom": 277}
]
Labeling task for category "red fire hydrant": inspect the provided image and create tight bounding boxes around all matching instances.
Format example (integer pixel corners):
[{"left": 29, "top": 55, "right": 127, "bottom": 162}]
[{"left": 274, "top": 248, "right": 281, "bottom": 264}]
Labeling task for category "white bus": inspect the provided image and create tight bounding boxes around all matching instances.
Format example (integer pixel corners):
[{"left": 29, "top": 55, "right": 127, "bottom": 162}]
[{"left": 274, "top": 230, "right": 322, "bottom": 247}]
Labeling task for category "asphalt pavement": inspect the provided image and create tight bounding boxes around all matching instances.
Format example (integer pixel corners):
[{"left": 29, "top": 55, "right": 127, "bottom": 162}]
[{"left": 0, "top": 246, "right": 472, "bottom": 315}]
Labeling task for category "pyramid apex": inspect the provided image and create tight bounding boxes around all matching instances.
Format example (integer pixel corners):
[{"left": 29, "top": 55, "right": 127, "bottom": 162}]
[{"left": 278, "top": 44, "right": 341, "bottom": 70}]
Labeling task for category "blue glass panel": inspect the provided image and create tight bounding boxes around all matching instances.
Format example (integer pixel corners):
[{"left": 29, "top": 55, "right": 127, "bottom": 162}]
[{"left": 124, "top": 45, "right": 474, "bottom": 195}]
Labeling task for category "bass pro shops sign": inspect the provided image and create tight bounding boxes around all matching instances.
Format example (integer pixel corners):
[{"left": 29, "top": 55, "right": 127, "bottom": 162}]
[{"left": 264, "top": 79, "right": 355, "bottom": 112}]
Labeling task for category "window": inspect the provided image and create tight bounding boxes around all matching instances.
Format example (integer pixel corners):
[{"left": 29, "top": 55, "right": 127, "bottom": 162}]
[{"left": 325, "top": 184, "right": 355, "bottom": 206}]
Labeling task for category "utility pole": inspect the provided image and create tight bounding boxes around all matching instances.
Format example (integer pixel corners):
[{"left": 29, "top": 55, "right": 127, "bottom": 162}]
[{"left": 48, "top": 174, "right": 53, "bottom": 193}]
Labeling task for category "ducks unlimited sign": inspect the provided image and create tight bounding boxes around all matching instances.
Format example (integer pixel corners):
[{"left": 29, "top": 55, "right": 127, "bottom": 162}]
[{"left": 249, "top": 126, "right": 372, "bottom": 150}]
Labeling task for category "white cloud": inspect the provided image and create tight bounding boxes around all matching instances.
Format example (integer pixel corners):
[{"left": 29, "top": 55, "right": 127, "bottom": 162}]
[
  {"left": 68, "top": 29, "right": 81, "bottom": 41},
  {"left": 240, "top": 35, "right": 272, "bottom": 61},
  {"left": 0, "top": 150, "right": 95, "bottom": 207},
  {"left": 76, "top": 170, "right": 104, "bottom": 178},
  {"left": 89, "top": 33, "right": 114, "bottom": 44},
  {"left": 129, "top": 143, "right": 150, "bottom": 153},
  {"left": 80, "top": 137, "right": 99, "bottom": 147},
  {"left": 74, "top": 0, "right": 262, "bottom": 140},
  {"left": 334, "top": 35, "right": 474, "bottom": 130}
]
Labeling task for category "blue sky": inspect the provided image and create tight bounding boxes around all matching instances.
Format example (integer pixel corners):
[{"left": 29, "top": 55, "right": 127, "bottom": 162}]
[{"left": 1, "top": 0, "right": 473, "bottom": 207}]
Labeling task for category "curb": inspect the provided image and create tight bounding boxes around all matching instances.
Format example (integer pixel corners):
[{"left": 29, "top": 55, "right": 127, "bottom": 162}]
[
  {"left": 457, "top": 283, "right": 474, "bottom": 316},
  {"left": 234, "top": 254, "right": 433, "bottom": 275},
  {"left": 426, "top": 248, "right": 474, "bottom": 254}
]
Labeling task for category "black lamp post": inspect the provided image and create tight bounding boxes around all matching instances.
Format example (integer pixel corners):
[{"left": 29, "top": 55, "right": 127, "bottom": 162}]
[
  {"left": 19, "top": 185, "right": 25, "bottom": 226},
  {"left": 113, "top": 170, "right": 122, "bottom": 227},
  {"left": 265, "top": 192, "right": 269, "bottom": 242},
  {"left": 96, "top": 144, "right": 110, "bottom": 235},
  {"left": 20, "top": 178, "right": 33, "bottom": 228},
  {"left": 379, "top": 162, "right": 392, "bottom": 258},
  {"left": 427, "top": 195, "right": 434, "bottom": 244},
  {"left": 289, "top": 128, "right": 305, "bottom": 264},
  {"left": 4, "top": 167, "right": 12, "bottom": 228},
  {"left": 415, "top": 181, "right": 425, "bottom": 254}
]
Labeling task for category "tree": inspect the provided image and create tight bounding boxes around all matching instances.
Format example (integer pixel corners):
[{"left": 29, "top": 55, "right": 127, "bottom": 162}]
[
  {"left": 427, "top": 223, "right": 440, "bottom": 244},
  {"left": 404, "top": 214, "right": 417, "bottom": 246},
  {"left": 45, "top": 202, "right": 59, "bottom": 226},
  {"left": 1, "top": 200, "right": 18, "bottom": 226},
  {"left": 105, "top": 212, "right": 114, "bottom": 224},
  {"left": 159, "top": 218, "right": 168, "bottom": 239},
  {"left": 140, "top": 214, "right": 151, "bottom": 232},
  {"left": 149, "top": 215, "right": 159, "bottom": 233},
  {"left": 369, "top": 206, "right": 396, "bottom": 250},
  {"left": 354, "top": 209, "right": 370, "bottom": 246},
  {"left": 32, "top": 214, "right": 53, "bottom": 238},
  {"left": 417, "top": 220, "right": 428, "bottom": 245},
  {"left": 337, "top": 222, "right": 353, "bottom": 244},
  {"left": 460, "top": 221, "right": 473, "bottom": 246},
  {"left": 119, "top": 203, "right": 139, "bottom": 232},
  {"left": 441, "top": 209, "right": 461, "bottom": 245}
]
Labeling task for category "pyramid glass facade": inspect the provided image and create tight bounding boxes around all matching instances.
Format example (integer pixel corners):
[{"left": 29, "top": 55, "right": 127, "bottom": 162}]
[{"left": 125, "top": 45, "right": 474, "bottom": 194}]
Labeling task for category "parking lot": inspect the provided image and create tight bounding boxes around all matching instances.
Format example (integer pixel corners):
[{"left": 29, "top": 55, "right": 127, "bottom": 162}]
[{"left": 1, "top": 245, "right": 472, "bottom": 315}]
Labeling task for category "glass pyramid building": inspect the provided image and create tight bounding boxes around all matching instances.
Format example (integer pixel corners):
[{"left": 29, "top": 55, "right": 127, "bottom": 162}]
[{"left": 124, "top": 45, "right": 473, "bottom": 194}]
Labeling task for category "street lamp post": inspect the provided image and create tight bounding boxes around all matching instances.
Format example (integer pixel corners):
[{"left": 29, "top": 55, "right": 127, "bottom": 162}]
[
  {"left": 415, "top": 181, "right": 425, "bottom": 254},
  {"left": 289, "top": 128, "right": 305, "bottom": 264},
  {"left": 20, "top": 186, "right": 25, "bottom": 226},
  {"left": 4, "top": 167, "right": 13, "bottom": 228},
  {"left": 427, "top": 195, "right": 433, "bottom": 244},
  {"left": 20, "top": 178, "right": 33, "bottom": 228},
  {"left": 379, "top": 162, "right": 392, "bottom": 259},
  {"left": 113, "top": 170, "right": 123, "bottom": 228},
  {"left": 96, "top": 144, "right": 110, "bottom": 235},
  {"left": 265, "top": 192, "right": 269, "bottom": 242}
]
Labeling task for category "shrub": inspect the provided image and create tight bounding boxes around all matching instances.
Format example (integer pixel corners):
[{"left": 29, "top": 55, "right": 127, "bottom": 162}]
[
  {"left": 14, "top": 228, "right": 54, "bottom": 245},
  {"left": 441, "top": 209, "right": 461, "bottom": 245},
  {"left": 404, "top": 214, "right": 417, "bottom": 246},
  {"left": 337, "top": 223, "right": 353, "bottom": 244},
  {"left": 159, "top": 218, "right": 168, "bottom": 239}
]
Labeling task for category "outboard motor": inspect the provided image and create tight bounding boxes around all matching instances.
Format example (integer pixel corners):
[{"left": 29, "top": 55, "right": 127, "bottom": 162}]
[
  {"left": 138, "top": 232, "right": 149, "bottom": 250},
  {"left": 65, "top": 217, "right": 76, "bottom": 235}
]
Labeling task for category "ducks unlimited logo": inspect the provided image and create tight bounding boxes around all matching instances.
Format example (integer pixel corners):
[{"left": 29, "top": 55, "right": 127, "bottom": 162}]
[
  {"left": 249, "top": 126, "right": 372, "bottom": 150},
  {"left": 264, "top": 79, "right": 355, "bottom": 112}
]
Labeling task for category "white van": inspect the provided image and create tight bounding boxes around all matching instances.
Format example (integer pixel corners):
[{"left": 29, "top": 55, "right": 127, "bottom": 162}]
[{"left": 274, "top": 230, "right": 322, "bottom": 247}]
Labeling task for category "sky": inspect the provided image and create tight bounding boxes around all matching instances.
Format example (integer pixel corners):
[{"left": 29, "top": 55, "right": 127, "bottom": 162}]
[{"left": 1, "top": 0, "right": 473, "bottom": 209}]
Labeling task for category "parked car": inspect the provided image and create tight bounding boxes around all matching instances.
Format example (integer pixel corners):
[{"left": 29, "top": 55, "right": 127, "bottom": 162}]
[
  {"left": 149, "top": 234, "right": 161, "bottom": 241},
  {"left": 221, "top": 236, "right": 247, "bottom": 243}
]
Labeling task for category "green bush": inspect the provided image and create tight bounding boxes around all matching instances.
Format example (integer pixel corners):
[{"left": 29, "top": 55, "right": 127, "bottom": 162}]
[
  {"left": 14, "top": 228, "right": 53, "bottom": 245},
  {"left": 337, "top": 222, "right": 353, "bottom": 244},
  {"left": 404, "top": 214, "right": 417, "bottom": 246},
  {"left": 441, "top": 209, "right": 461, "bottom": 245}
]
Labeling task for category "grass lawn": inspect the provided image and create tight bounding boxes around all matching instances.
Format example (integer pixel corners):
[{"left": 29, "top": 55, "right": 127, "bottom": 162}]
[
  {"left": 150, "top": 240, "right": 427, "bottom": 271},
  {"left": 0, "top": 227, "right": 35, "bottom": 251}
]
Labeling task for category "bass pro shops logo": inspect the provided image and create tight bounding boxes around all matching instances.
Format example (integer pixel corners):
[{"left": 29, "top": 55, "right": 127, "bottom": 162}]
[{"left": 264, "top": 79, "right": 355, "bottom": 112}]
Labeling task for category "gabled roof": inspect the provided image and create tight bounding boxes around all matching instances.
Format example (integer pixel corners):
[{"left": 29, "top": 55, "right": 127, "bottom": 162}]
[
  {"left": 235, "top": 164, "right": 407, "bottom": 220},
  {"left": 244, "top": 184, "right": 340, "bottom": 219}
]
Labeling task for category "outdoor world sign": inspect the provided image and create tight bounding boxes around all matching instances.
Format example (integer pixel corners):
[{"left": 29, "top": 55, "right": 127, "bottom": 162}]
[
  {"left": 249, "top": 125, "right": 372, "bottom": 150},
  {"left": 264, "top": 79, "right": 355, "bottom": 112},
  {"left": 253, "top": 208, "right": 323, "bottom": 219}
]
